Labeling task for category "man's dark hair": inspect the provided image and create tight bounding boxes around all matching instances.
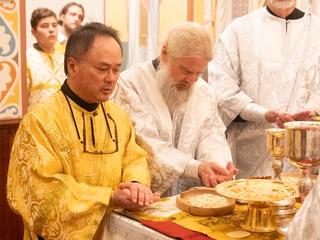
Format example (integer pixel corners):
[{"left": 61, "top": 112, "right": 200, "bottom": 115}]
[
  {"left": 58, "top": 2, "right": 85, "bottom": 25},
  {"left": 30, "top": 8, "right": 57, "bottom": 29},
  {"left": 64, "top": 22, "right": 123, "bottom": 75}
]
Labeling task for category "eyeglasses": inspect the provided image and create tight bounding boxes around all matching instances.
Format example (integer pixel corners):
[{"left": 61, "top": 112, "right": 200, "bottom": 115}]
[{"left": 65, "top": 95, "right": 118, "bottom": 154}]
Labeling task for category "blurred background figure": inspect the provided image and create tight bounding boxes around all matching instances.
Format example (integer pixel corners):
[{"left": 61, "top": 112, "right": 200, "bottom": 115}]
[
  {"left": 27, "top": 7, "right": 65, "bottom": 109},
  {"left": 58, "top": 2, "right": 85, "bottom": 45}
]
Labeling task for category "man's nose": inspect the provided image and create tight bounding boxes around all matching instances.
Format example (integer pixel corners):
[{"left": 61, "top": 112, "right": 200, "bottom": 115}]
[
  {"left": 48, "top": 25, "right": 55, "bottom": 32},
  {"left": 186, "top": 73, "right": 198, "bottom": 84},
  {"left": 105, "top": 70, "right": 117, "bottom": 82}
]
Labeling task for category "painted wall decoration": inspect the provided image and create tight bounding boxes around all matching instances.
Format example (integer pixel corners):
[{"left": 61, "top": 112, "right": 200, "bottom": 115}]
[{"left": 0, "top": 0, "right": 22, "bottom": 119}]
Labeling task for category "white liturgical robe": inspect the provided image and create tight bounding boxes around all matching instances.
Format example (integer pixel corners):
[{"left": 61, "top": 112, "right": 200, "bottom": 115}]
[
  {"left": 113, "top": 61, "right": 232, "bottom": 195},
  {"left": 208, "top": 7, "right": 320, "bottom": 178},
  {"left": 287, "top": 175, "right": 320, "bottom": 239}
]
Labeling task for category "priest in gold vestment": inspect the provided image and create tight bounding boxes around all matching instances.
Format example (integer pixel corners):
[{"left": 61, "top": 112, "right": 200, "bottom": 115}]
[{"left": 7, "top": 23, "right": 158, "bottom": 240}]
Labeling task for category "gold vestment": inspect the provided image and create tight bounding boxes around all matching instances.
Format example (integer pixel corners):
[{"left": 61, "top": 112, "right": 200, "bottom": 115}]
[{"left": 7, "top": 91, "right": 150, "bottom": 239}]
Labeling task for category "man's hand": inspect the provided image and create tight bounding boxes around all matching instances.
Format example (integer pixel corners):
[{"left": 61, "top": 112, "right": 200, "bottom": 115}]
[
  {"left": 276, "top": 110, "right": 316, "bottom": 128},
  {"left": 292, "top": 110, "right": 315, "bottom": 121},
  {"left": 114, "top": 182, "right": 160, "bottom": 210},
  {"left": 265, "top": 110, "right": 281, "bottom": 123},
  {"left": 198, "top": 162, "right": 238, "bottom": 187},
  {"left": 226, "top": 162, "right": 239, "bottom": 176},
  {"left": 275, "top": 113, "right": 295, "bottom": 128}
]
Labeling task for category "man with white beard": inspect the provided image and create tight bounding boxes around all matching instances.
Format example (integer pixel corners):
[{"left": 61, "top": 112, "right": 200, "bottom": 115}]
[
  {"left": 113, "top": 22, "right": 237, "bottom": 196},
  {"left": 208, "top": 0, "right": 320, "bottom": 178}
]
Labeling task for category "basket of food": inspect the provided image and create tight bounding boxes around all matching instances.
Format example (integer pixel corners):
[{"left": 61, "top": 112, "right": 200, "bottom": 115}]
[{"left": 176, "top": 187, "right": 235, "bottom": 216}]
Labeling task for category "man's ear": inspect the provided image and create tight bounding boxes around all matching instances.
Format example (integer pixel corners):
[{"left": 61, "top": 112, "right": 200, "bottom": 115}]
[
  {"left": 160, "top": 44, "right": 168, "bottom": 63},
  {"left": 60, "top": 14, "right": 65, "bottom": 24},
  {"left": 31, "top": 28, "right": 36, "bottom": 38},
  {"left": 67, "top": 57, "right": 78, "bottom": 76}
]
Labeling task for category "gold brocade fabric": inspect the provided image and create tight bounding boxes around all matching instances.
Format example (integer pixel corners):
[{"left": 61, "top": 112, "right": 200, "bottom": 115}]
[
  {"left": 27, "top": 44, "right": 65, "bottom": 109},
  {"left": 7, "top": 91, "right": 150, "bottom": 240}
]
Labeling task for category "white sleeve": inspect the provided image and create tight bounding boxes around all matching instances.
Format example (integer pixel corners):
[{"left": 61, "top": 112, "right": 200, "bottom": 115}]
[
  {"left": 184, "top": 160, "right": 201, "bottom": 179},
  {"left": 196, "top": 90, "right": 233, "bottom": 167},
  {"left": 208, "top": 24, "right": 268, "bottom": 125},
  {"left": 239, "top": 102, "right": 268, "bottom": 122}
]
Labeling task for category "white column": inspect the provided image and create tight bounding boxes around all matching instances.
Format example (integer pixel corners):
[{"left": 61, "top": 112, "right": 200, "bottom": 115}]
[
  {"left": 147, "top": 0, "right": 160, "bottom": 60},
  {"left": 127, "top": 0, "right": 140, "bottom": 68}
]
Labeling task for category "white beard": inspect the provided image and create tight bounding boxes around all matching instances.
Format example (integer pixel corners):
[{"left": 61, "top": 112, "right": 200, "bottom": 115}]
[
  {"left": 269, "top": 0, "right": 295, "bottom": 9},
  {"left": 156, "top": 65, "right": 190, "bottom": 116}
]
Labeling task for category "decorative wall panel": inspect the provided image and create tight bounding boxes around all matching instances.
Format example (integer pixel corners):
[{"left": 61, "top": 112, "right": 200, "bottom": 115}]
[{"left": 0, "top": 0, "right": 25, "bottom": 120}]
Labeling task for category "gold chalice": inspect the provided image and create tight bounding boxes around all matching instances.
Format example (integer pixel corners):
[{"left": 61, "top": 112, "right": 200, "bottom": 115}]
[
  {"left": 284, "top": 121, "right": 320, "bottom": 201},
  {"left": 266, "top": 128, "right": 286, "bottom": 180}
]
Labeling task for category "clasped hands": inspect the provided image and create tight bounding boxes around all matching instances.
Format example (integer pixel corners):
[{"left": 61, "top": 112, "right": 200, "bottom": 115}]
[
  {"left": 198, "top": 162, "right": 238, "bottom": 187},
  {"left": 265, "top": 110, "right": 316, "bottom": 128},
  {"left": 114, "top": 182, "right": 160, "bottom": 210}
]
